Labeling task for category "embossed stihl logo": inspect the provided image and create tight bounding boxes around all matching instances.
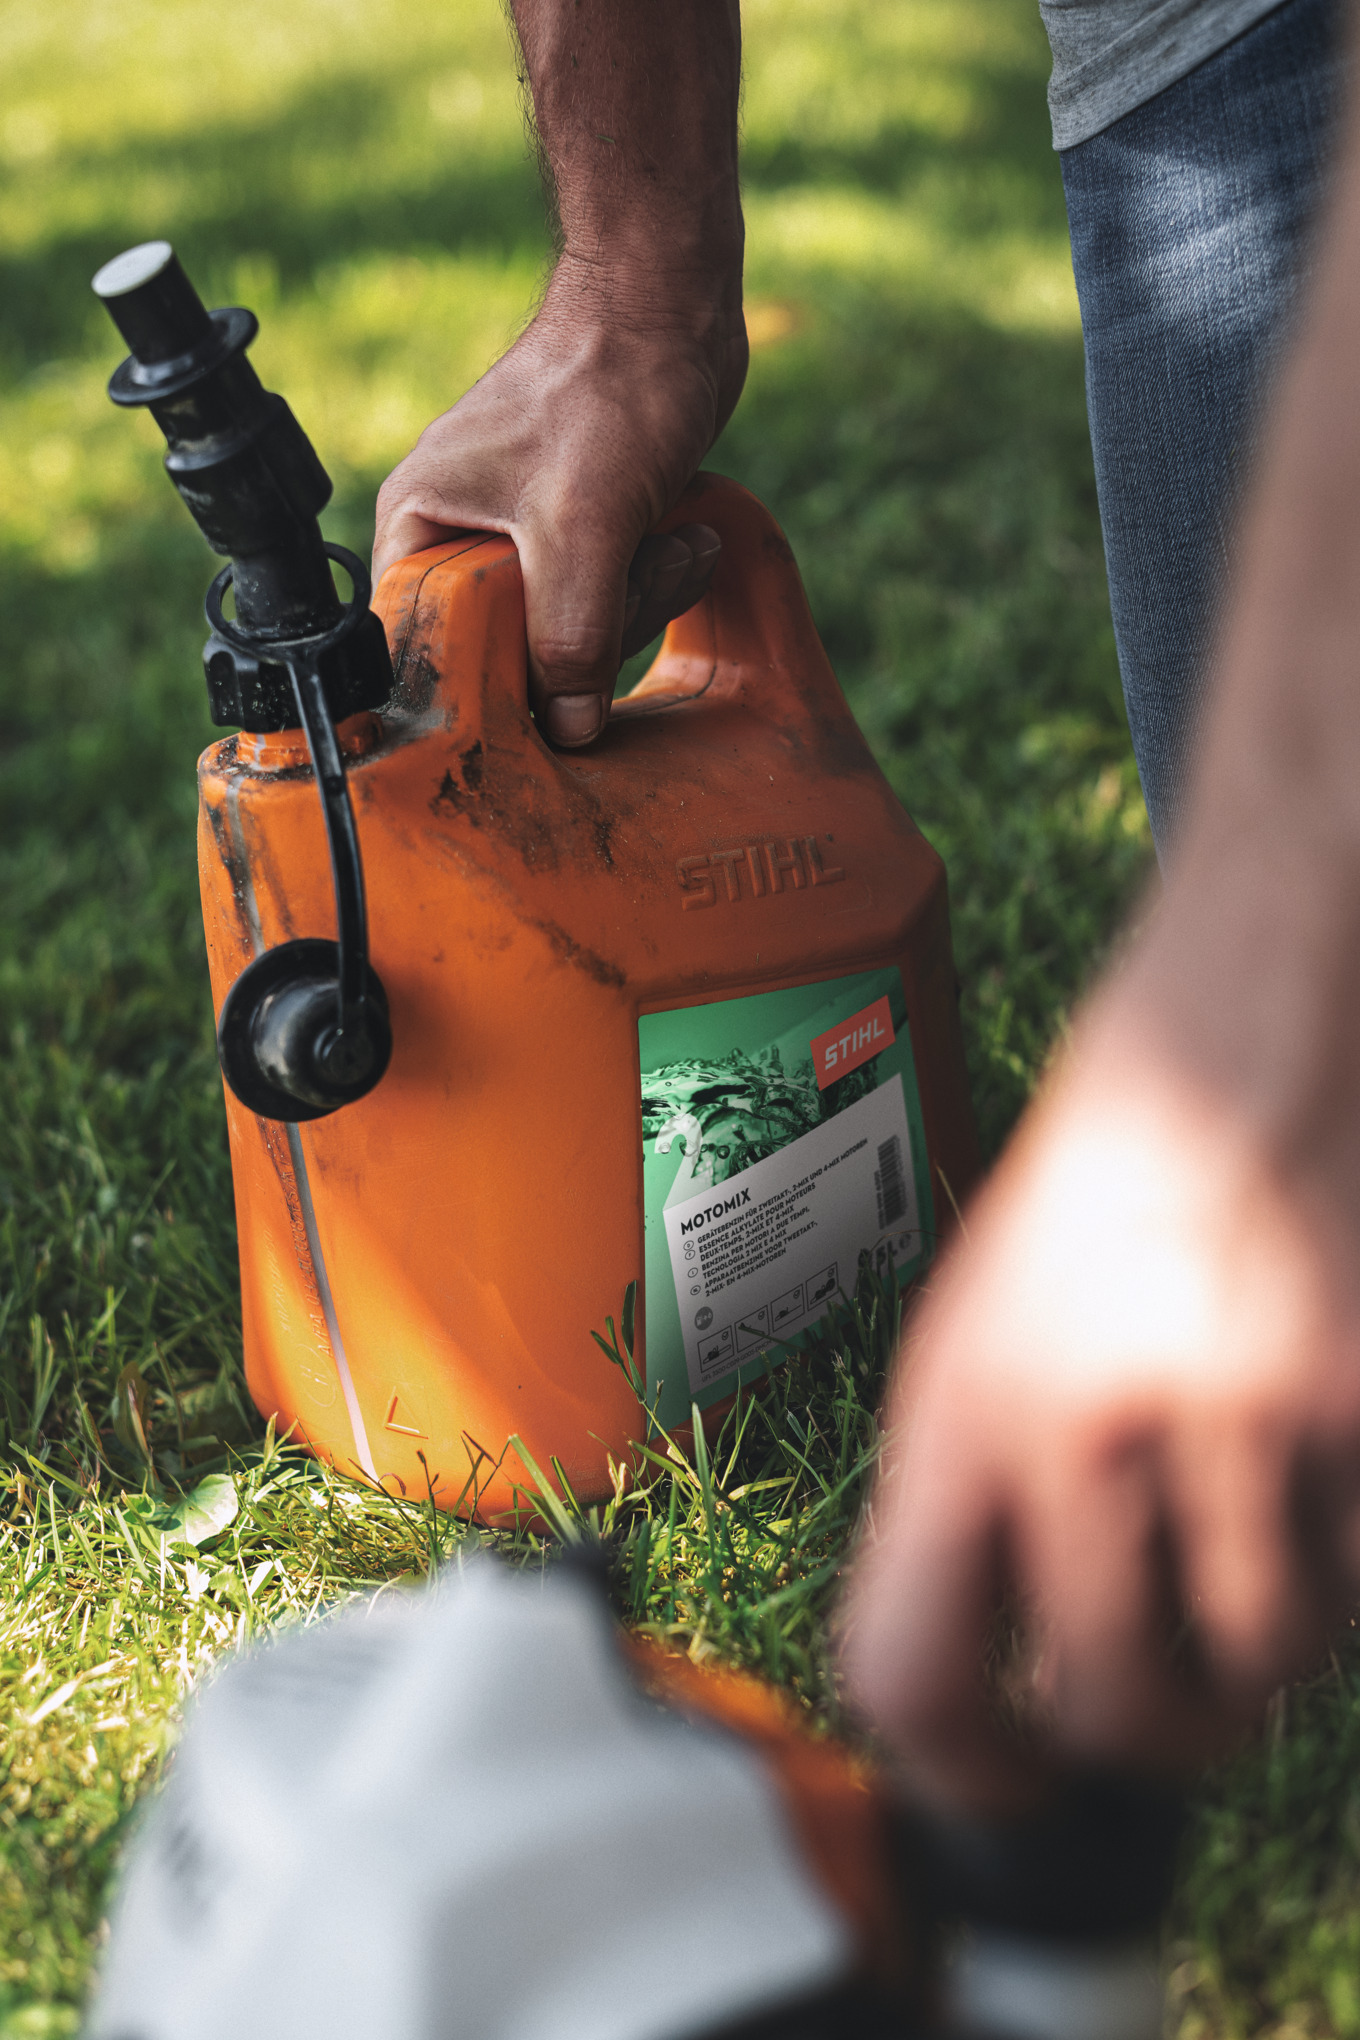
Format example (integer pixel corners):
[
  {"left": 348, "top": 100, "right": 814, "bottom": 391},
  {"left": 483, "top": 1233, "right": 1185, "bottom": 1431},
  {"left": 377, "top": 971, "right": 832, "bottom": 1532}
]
[{"left": 676, "top": 837, "right": 845, "bottom": 909}]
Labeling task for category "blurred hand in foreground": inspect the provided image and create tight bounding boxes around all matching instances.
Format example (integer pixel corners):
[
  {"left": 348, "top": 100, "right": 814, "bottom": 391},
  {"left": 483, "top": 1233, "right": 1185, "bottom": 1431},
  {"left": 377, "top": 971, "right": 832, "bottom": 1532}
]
[
  {"left": 373, "top": 1, "right": 747, "bottom": 748},
  {"left": 842, "top": 961, "right": 1360, "bottom": 1811},
  {"left": 841, "top": 74, "right": 1360, "bottom": 1810}
]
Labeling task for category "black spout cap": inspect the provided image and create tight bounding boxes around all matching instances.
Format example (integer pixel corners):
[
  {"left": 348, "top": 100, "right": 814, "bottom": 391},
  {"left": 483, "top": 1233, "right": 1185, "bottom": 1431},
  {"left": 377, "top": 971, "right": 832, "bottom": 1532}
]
[
  {"left": 94, "top": 241, "right": 258, "bottom": 407},
  {"left": 92, "top": 241, "right": 213, "bottom": 363},
  {"left": 217, "top": 939, "right": 392, "bottom": 1123}
]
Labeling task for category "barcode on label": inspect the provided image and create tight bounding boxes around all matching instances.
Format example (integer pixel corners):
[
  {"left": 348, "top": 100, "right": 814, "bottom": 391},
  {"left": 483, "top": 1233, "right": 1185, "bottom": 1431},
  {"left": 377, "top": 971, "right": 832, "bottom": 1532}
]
[{"left": 875, "top": 1136, "right": 907, "bottom": 1228}]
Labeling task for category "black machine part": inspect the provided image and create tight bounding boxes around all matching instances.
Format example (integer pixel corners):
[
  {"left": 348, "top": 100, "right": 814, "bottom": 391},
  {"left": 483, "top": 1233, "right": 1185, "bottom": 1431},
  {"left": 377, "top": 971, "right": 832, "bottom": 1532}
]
[
  {"left": 93, "top": 240, "right": 394, "bottom": 1122},
  {"left": 895, "top": 1775, "right": 1185, "bottom": 2040},
  {"left": 900, "top": 1771, "right": 1185, "bottom": 1944}
]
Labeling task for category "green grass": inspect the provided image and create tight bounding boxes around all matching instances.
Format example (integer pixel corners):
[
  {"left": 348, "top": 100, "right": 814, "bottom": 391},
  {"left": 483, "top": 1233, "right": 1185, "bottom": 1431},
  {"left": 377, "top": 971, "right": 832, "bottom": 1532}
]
[{"left": 0, "top": 1, "right": 1347, "bottom": 2034}]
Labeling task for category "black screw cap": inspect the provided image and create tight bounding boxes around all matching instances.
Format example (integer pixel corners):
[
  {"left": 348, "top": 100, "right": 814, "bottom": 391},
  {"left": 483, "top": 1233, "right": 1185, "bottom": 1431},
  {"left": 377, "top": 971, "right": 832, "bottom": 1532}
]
[{"left": 92, "top": 240, "right": 214, "bottom": 366}]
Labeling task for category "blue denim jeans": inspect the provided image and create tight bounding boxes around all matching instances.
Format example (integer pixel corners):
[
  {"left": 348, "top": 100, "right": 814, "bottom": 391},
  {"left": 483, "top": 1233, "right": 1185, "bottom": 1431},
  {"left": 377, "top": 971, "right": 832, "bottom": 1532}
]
[{"left": 1060, "top": 0, "right": 1347, "bottom": 851}]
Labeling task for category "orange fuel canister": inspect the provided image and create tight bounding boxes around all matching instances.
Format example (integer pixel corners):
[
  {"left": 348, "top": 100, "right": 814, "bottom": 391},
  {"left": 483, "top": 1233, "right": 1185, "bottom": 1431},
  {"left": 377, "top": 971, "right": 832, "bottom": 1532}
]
[
  {"left": 93, "top": 243, "right": 979, "bottom": 1523},
  {"left": 198, "top": 469, "right": 980, "bottom": 1518}
]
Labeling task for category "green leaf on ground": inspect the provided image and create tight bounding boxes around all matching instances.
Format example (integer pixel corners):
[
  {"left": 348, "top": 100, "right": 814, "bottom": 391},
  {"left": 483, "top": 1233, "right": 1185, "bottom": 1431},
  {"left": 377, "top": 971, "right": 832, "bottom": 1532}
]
[{"left": 159, "top": 1474, "right": 239, "bottom": 1549}]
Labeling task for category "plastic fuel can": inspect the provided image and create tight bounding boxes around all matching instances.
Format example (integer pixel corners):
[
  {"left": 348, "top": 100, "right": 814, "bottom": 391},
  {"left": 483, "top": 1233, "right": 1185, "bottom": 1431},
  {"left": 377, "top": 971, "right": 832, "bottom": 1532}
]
[{"left": 198, "top": 470, "right": 980, "bottom": 1518}]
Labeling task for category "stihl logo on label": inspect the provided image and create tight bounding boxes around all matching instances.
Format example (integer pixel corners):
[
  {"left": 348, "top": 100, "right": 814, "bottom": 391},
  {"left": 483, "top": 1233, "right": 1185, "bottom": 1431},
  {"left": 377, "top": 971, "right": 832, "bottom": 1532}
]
[
  {"left": 810, "top": 996, "right": 895, "bottom": 1090},
  {"left": 676, "top": 836, "right": 845, "bottom": 909}
]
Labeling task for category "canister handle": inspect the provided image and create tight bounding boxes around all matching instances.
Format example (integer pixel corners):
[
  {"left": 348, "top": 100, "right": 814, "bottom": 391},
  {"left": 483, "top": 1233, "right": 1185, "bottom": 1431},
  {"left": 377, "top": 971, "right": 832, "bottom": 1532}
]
[{"left": 617, "top": 471, "right": 844, "bottom": 724}]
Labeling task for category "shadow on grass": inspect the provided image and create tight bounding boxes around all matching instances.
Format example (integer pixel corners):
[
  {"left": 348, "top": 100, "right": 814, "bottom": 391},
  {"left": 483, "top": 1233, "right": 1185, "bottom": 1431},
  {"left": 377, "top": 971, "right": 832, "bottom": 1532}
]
[
  {"left": 3, "top": 26, "right": 1068, "bottom": 363},
  {"left": 741, "top": 43, "right": 1071, "bottom": 243},
  {"left": 1, "top": 60, "right": 544, "bottom": 370}
]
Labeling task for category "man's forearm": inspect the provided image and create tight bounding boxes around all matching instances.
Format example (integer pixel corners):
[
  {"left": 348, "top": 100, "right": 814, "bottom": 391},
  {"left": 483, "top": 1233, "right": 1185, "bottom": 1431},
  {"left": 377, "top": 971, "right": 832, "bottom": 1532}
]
[
  {"left": 374, "top": 2, "right": 749, "bottom": 736},
  {"left": 510, "top": 0, "right": 744, "bottom": 308},
  {"left": 1138, "top": 15, "right": 1360, "bottom": 1170},
  {"left": 1188, "top": 51, "right": 1360, "bottom": 869}
]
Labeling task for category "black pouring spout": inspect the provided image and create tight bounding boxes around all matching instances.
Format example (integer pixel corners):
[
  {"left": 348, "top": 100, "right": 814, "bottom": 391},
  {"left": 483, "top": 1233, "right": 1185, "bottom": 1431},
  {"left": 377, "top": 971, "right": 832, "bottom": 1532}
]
[
  {"left": 93, "top": 241, "right": 393, "bottom": 1122},
  {"left": 93, "top": 239, "right": 392, "bottom": 729}
]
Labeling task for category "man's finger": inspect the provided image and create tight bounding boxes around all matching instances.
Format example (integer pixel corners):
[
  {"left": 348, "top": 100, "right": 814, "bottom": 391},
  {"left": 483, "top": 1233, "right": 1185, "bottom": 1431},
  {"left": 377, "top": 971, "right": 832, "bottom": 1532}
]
[
  {"left": 532, "top": 523, "right": 724, "bottom": 745},
  {"left": 665, "top": 523, "right": 723, "bottom": 610},
  {"left": 372, "top": 503, "right": 466, "bottom": 588},
  {"left": 1168, "top": 1424, "right": 1322, "bottom": 1703},
  {"left": 1027, "top": 1447, "right": 1225, "bottom": 1772},
  {"left": 620, "top": 525, "right": 722, "bottom": 661},
  {"left": 517, "top": 514, "right": 635, "bottom": 746},
  {"left": 620, "top": 533, "right": 692, "bottom": 662},
  {"left": 840, "top": 1462, "right": 1040, "bottom": 1815}
]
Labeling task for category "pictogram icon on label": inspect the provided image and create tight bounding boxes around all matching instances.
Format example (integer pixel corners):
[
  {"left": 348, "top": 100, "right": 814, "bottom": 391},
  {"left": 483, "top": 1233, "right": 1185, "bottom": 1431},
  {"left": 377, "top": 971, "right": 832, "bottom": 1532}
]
[
  {"left": 735, "top": 1303, "right": 771, "bottom": 1353},
  {"left": 807, "top": 1262, "right": 839, "bottom": 1307},
  {"left": 771, "top": 1284, "right": 804, "bottom": 1330},
  {"left": 810, "top": 995, "right": 895, "bottom": 1089},
  {"left": 693, "top": 1322, "right": 734, "bottom": 1377}
]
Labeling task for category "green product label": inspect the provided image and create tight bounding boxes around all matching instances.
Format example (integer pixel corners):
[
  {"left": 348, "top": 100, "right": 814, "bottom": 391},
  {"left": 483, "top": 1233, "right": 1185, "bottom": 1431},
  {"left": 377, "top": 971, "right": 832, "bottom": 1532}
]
[{"left": 639, "top": 965, "right": 934, "bottom": 1428}]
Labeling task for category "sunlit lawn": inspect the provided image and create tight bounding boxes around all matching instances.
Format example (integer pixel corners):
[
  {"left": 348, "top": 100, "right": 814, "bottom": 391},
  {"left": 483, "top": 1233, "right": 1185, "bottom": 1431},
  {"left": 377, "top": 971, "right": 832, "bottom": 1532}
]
[{"left": 4, "top": 3, "right": 1350, "bottom": 2034}]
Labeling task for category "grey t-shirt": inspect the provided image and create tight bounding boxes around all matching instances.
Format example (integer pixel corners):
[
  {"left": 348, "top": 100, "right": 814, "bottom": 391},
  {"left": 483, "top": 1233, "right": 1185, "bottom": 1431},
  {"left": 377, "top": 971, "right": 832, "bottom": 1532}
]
[{"left": 1040, "top": 0, "right": 1289, "bottom": 147}]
